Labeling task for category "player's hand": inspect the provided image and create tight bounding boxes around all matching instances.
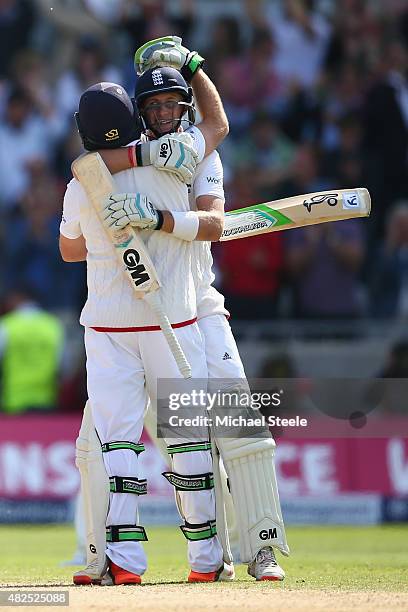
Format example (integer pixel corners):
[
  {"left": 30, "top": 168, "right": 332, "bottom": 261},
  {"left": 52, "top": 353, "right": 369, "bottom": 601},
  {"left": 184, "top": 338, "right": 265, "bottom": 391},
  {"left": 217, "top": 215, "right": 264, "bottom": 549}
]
[
  {"left": 134, "top": 35, "right": 205, "bottom": 82},
  {"left": 103, "top": 193, "right": 161, "bottom": 230},
  {"left": 147, "top": 132, "right": 199, "bottom": 184}
]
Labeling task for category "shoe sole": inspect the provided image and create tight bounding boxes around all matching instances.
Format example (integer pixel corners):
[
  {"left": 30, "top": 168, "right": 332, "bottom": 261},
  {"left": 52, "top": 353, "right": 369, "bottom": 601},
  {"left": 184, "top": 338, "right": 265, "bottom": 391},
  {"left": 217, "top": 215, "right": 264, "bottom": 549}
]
[
  {"left": 188, "top": 564, "right": 235, "bottom": 583},
  {"left": 73, "top": 575, "right": 102, "bottom": 586}
]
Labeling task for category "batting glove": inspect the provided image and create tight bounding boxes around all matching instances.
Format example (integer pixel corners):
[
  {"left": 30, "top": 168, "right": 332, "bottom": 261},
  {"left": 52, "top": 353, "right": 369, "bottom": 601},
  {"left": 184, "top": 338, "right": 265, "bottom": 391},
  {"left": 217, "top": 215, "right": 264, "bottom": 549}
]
[
  {"left": 138, "top": 132, "right": 199, "bottom": 185},
  {"left": 103, "top": 193, "right": 163, "bottom": 231},
  {"left": 134, "top": 36, "right": 205, "bottom": 82}
]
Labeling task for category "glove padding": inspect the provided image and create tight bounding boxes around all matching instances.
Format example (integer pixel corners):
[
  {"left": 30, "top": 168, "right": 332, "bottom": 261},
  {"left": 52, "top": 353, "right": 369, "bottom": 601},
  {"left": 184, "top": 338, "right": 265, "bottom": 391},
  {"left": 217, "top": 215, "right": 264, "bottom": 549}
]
[
  {"left": 146, "top": 132, "right": 199, "bottom": 185},
  {"left": 134, "top": 35, "right": 204, "bottom": 82},
  {"left": 103, "top": 193, "right": 160, "bottom": 231}
]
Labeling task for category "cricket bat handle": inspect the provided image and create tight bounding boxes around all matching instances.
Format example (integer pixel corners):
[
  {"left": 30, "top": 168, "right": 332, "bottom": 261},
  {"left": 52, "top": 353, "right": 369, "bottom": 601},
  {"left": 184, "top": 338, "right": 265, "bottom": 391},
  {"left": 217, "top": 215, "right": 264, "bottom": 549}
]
[{"left": 144, "top": 291, "right": 192, "bottom": 379}]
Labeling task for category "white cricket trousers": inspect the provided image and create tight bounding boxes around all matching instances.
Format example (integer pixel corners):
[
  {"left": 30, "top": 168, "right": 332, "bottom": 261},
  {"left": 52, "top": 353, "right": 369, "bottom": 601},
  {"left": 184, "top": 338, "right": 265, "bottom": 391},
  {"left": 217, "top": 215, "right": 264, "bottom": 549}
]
[{"left": 85, "top": 323, "right": 223, "bottom": 575}]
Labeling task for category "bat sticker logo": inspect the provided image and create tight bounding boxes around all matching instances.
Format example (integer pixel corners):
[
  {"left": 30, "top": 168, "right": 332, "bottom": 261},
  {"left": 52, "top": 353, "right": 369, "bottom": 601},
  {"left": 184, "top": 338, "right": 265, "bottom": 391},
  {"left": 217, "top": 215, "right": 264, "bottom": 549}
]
[
  {"left": 303, "top": 193, "right": 339, "bottom": 213},
  {"left": 221, "top": 211, "right": 277, "bottom": 238},
  {"left": 342, "top": 191, "right": 360, "bottom": 209},
  {"left": 123, "top": 248, "right": 151, "bottom": 287}
]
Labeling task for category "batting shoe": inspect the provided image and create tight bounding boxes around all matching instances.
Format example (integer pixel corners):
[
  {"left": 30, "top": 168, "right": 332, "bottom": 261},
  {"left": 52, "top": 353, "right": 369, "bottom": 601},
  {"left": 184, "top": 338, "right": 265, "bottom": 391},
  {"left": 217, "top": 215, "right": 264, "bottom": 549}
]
[
  {"left": 247, "top": 547, "right": 285, "bottom": 581},
  {"left": 107, "top": 560, "right": 141, "bottom": 586},
  {"left": 188, "top": 562, "right": 235, "bottom": 583},
  {"left": 73, "top": 558, "right": 108, "bottom": 585}
]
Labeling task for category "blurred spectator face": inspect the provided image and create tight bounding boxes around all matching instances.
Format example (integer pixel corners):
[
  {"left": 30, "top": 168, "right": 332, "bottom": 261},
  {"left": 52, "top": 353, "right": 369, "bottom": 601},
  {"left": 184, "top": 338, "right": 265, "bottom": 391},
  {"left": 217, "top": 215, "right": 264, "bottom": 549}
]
[
  {"left": 337, "top": 154, "right": 362, "bottom": 186},
  {"left": 250, "top": 29, "right": 275, "bottom": 64},
  {"left": 6, "top": 92, "right": 31, "bottom": 128},
  {"left": 251, "top": 114, "right": 278, "bottom": 149},
  {"left": 212, "top": 17, "right": 241, "bottom": 55},
  {"left": 292, "top": 145, "right": 318, "bottom": 184}
]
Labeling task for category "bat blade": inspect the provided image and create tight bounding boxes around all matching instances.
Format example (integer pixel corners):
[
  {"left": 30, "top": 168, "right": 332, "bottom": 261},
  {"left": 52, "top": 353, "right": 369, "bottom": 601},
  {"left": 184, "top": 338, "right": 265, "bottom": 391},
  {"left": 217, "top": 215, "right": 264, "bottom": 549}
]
[
  {"left": 71, "top": 152, "right": 192, "bottom": 378},
  {"left": 72, "top": 152, "right": 160, "bottom": 297},
  {"left": 220, "top": 188, "right": 371, "bottom": 241}
]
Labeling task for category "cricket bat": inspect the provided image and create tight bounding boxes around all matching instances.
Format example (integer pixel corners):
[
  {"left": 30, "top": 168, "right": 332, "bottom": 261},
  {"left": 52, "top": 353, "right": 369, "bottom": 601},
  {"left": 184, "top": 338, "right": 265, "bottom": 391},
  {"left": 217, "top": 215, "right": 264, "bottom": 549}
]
[
  {"left": 220, "top": 188, "right": 371, "bottom": 241},
  {"left": 71, "top": 152, "right": 192, "bottom": 379}
]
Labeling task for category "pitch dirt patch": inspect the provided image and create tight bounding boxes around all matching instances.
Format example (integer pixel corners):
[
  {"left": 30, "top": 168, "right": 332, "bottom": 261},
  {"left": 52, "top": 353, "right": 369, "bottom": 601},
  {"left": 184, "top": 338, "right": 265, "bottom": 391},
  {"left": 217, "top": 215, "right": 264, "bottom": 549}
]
[{"left": 7, "top": 586, "right": 408, "bottom": 612}]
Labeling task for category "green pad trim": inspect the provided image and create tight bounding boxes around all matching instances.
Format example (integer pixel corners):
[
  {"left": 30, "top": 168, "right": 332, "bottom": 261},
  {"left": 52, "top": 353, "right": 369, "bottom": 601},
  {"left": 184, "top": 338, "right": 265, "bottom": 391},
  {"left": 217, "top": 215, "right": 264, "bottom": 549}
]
[
  {"left": 162, "top": 471, "right": 214, "bottom": 491},
  {"left": 109, "top": 476, "right": 147, "bottom": 495},
  {"left": 106, "top": 524, "right": 148, "bottom": 543},
  {"left": 180, "top": 520, "right": 217, "bottom": 541},
  {"left": 102, "top": 441, "right": 145, "bottom": 454},
  {"left": 167, "top": 441, "right": 211, "bottom": 455}
]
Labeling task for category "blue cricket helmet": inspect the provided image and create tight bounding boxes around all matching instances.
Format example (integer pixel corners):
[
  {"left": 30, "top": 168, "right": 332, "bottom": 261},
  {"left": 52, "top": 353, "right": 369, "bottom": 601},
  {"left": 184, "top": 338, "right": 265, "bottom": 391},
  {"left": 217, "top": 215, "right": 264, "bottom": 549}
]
[{"left": 75, "top": 82, "right": 139, "bottom": 151}]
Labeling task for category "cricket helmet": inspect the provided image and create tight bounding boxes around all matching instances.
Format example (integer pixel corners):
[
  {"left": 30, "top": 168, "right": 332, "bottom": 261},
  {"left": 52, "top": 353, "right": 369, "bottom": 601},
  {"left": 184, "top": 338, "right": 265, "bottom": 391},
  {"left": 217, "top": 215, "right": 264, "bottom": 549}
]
[
  {"left": 134, "top": 67, "right": 196, "bottom": 136},
  {"left": 75, "top": 82, "right": 139, "bottom": 151}
]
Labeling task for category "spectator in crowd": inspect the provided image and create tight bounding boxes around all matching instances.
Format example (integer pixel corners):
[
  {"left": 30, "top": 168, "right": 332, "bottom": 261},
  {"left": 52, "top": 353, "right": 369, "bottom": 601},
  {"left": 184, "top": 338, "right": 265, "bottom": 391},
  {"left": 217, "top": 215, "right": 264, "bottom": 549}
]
[
  {"left": 230, "top": 110, "right": 296, "bottom": 201},
  {"left": 370, "top": 202, "right": 408, "bottom": 318},
  {"left": 0, "top": 286, "right": 64, "bottom": 413},
  {"left": 34, "top": 0, "right": 108, "bottom": 75},
  {"left": 55, "top": 35, "right": 123, "bottom": 123},
  {"left": 284, "top": 148, "right": 365, "bottom": 320},
  {"left": 363, "top": 38, "right": 408, "bottom": 239},
  {"left": 3, "top": 164, "right": 86, "bottom": 312},
  {"left": 218, "top": 169, "right": 284, "bottom": 319},
  {"left": 0, "top": 0, "right": 36, "bottom": 79},
  {"left": 286, "top": 216, "right": 365, "bottom": 319},
  {"left": 0, "top": 85, "right": 62, "bottom": 212},
  {"left": 246, "top": 0, "right": 332, "bottom": 90},
  {"left": 202, "top": 15, "right": 243, "bottom": 82},
  {"left": 215, "top": 27, "right": 285, "bottom": 133},
  {"left": 323, "top": 113, "right": 365, "bottom": 188}
]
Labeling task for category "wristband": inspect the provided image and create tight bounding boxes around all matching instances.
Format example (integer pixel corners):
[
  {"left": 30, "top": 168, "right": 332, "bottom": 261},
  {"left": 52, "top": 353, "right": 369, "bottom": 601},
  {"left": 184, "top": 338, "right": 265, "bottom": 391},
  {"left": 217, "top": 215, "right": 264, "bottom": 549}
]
[
  {"left": 181, "top": 52, "right": 205, "bottom": 83},
  {"left": 127, "top": 145, "right": 136, "bottom": 168},
  {"left": 172, "top": 211, "right": 199, "bottom": 241},
  {"left": 136, "top": 142, "right": 151, "bottom": 167}
]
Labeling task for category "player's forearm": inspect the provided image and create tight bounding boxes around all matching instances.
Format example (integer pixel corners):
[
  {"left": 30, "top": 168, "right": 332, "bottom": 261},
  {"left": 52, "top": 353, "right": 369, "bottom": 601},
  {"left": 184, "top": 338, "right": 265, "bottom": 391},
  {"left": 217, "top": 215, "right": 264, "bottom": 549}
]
[
  {"left": 160, "top": 210, "right": 224, "bottom": 241},
  {"left": 192, "top": 71, "right": 229, "bottom": 155},
  {"left": 98, "top": 148, "right": 131, "bottom": 174}
]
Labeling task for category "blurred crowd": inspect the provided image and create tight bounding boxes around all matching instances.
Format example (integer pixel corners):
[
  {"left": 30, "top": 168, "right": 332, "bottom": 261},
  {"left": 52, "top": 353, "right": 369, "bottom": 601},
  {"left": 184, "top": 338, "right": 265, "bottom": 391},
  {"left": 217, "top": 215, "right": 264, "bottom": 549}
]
[{"left": 0, "top": 0, "right": 407, "bottom": 412}]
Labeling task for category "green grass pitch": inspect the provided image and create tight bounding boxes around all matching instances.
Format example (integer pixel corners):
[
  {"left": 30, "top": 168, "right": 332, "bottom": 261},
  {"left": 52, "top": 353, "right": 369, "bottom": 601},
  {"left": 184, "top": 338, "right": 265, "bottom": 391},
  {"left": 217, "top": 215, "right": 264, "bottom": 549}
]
[{"left": 0, "top": 524, "right": 407, "bottom": 590}]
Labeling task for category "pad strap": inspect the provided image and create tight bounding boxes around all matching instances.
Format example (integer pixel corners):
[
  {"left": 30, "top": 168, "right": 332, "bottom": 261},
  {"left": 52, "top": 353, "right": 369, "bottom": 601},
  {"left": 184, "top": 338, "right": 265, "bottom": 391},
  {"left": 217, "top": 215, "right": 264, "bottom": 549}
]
[
  {"left": 167, "top": 441, "right": 211, "bottom": 455},
  {"left": 106, "top": 524, "right": 148, "bottom": 542},
  {"left": 162, "top": 471, "right": 214, "bottom": 491},
  {"left": 102, "top": 441, "right": 145, "bottom": 454},
  {"left": 180, "top": 520, "right": 217, "bottom": 541},
  {"left": 109, "top": 476, "right": 147, "bottom": 495}
]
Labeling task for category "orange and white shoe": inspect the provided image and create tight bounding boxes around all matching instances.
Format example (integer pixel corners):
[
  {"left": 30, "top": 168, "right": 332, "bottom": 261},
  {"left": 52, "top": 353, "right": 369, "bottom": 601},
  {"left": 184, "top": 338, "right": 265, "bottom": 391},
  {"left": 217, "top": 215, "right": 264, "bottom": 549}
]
[
  {"left": 188, "top": 562, "right": 235, "bottom": 583},
  {"left": 247, "top": 547, "right": 285, "bottom": 581},
  {"left": 73, "top": 559, "right": 108, "bottom": 585},
  {"left": 108, "top": 560, "right": 142, "bottom": 585}
]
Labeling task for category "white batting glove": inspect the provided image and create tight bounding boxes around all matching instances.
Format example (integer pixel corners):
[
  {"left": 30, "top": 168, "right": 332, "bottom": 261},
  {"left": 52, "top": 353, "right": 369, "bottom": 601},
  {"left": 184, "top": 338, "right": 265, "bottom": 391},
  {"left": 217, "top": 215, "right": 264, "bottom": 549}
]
[
  {"left": 103, "top": 193, "right": 162, "bottom": 231},
  {"left": 134, "top": 36, "right": 205, "bottom": 82},
  {"left": 140, "top": 132, "right": 198, "bottom": 185}
]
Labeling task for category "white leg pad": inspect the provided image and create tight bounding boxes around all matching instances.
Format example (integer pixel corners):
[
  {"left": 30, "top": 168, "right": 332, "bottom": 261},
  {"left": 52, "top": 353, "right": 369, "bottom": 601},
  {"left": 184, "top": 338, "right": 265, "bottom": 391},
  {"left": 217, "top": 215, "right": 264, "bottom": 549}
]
[
  {"left": 211, "top": 437, "right": 233, "bottom": 565},
  {"left": 218, "top": 436, "right": 290, "bottom": 563},
  {"left": 143, "top": 400, "right": 169, "bottom": 465},
  {"left": 75, "top": 401, "right": 109, "bottom": 580}
]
